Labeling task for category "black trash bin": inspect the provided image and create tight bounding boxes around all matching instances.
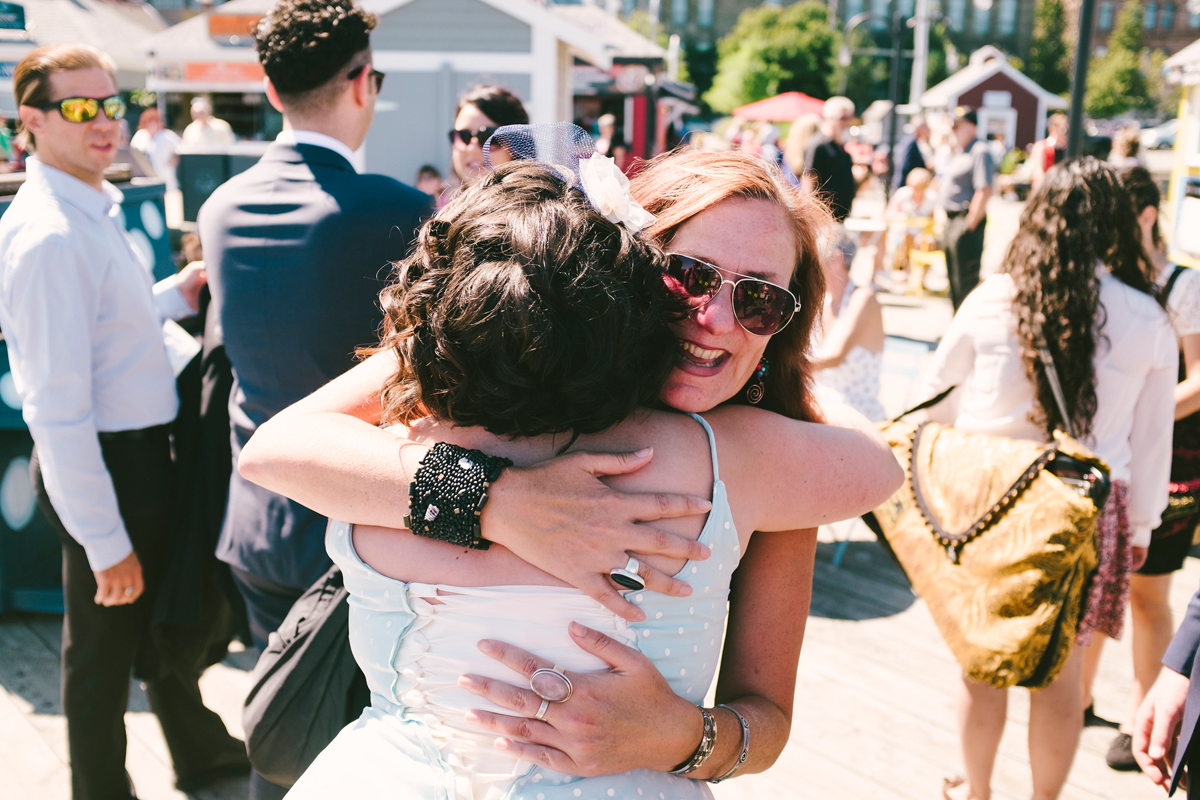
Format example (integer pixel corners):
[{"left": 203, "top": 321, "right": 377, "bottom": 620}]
[
  {"left": 178, "top": 143, "right": 271, "bottom": 223},
  {"left": 0, "top": 344, "right": 62, "bottom": 614}
]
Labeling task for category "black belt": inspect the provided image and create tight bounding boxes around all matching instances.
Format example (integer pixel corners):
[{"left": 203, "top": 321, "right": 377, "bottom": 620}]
[
  {"left": 96, "top": 423, "right": 170, "bottom": 443},
  {"left": 945, "top": 209, "right": 968, "bottom": 219}
]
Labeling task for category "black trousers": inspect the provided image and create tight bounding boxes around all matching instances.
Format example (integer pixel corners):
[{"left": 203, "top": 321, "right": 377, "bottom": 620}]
[
  {"left": 943, "top": 213, "right": 987, "bottom": 311},
  {"left": 230, "top": 566, "right": 306, "bottom": 800},
  {"left": 1189, "top": 736, "right": 1200, "bottom": 798},
  {"left": 32, "top": 429, "right": 240, "bottom": 800}
]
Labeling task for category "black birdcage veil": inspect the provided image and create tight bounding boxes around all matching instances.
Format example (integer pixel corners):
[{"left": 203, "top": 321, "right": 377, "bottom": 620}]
[{"left": 483, "top": 122, "right": 596, "bottom": 187}]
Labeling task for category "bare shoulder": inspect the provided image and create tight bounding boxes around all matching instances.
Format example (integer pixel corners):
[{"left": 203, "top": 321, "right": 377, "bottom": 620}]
[{"left": 588, "top": 410, "right": 717, "bottom": 496}]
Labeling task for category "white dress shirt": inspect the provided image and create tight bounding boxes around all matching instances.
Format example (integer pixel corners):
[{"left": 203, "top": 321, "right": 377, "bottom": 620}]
[
  {"left": 920, "top": 270, "right": 1177, "bottom": 547},
  {"left": 181, "top": 117, "right": 235, "bottom": 147},
  {"left": 275, "top": 129, "right": 362, "bottom": 173},
  {"left": 0, "top": 158, "right": 191, "bottom": 571}
]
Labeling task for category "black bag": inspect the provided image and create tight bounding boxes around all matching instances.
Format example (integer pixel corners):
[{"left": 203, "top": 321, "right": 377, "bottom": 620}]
[{"left": 242, "top": 564, "right": 370, "bottom": 787}]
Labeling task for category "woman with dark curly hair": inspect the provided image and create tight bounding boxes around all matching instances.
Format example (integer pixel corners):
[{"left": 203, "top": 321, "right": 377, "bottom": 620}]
[
  {"left": 262, "top": 160, "right": 900, "bottom": 798},
  {"left": 920, "top": 157, "right": 1176, "bottom": 800}
]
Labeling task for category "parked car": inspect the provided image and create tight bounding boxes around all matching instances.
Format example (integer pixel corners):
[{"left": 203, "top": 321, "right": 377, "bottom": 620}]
[{"left": 1141, "top": 119, "right": 1179, "bottom": 150}]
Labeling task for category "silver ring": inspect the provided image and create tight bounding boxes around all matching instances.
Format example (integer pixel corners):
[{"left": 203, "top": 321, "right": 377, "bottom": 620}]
[
  {"left": 609, "top": 556, "right": 645, "bottom": 591},
  {"left": 535, "top": 698, "right": 549, "bottom": 720},
  {"left": 530, "top": 664, "right": 573, "bottom": 703},
  {"left": 123, "top": 586, "right": 134, "bottom": 597}
]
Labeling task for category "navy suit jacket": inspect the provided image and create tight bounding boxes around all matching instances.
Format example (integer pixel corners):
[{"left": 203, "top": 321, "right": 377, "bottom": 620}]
[
  {"left": 893, "top": 135, "right": 928, "bottom": 193},
  {"left": 200, "top": 142, "right": 432, "bottom": 589},
  {"left": 1165, "top": 584, "right": 1200, "bottom": 794}
]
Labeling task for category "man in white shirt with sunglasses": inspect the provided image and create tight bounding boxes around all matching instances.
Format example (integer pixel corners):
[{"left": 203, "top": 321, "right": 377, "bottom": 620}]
[{"left": 0, "top": 43, "right": 245, "bottom": 798}]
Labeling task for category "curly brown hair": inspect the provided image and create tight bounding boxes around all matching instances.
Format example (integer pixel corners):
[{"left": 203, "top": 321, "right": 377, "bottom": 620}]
[
  {"left": 254, "top": 0, "right": 375, "bottom": 97},
  {"left": 375, "top": 161, "right": 686, "bottom": 440},
  {"left": 1118, "top": 165, "right": 1161, "bottom": 250},
  {"left": 1006, "top": 157, "right": 1158, "bottom": 439},
  {"left": 630, "top": 149, "right": 832, "bottom": 423}
]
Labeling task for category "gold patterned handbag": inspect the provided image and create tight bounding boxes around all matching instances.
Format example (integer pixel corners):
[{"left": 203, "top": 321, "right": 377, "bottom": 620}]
[{"left": 865, "top": 353, "right": 1110, "bottom": 689}]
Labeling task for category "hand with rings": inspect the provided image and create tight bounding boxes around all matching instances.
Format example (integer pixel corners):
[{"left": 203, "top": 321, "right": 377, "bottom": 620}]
[
  {"left": 91, "top": 550, "right": 144, "bottom": 606},
  {"left": 458, "top": 621, "right": 703, "bottom": 777}
]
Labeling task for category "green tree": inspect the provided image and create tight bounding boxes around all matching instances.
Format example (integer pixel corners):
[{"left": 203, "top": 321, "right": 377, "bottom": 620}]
[
  {"left": 1108, "top": 0, "right": 1145, "bottom": 54},
  {"left": 1084, "top": 0, "right": 1151, "bottom": 116},
  {"left": 1025, "top": 0, "right": 1071, "bottom": 95},
  {"left": 703, "top": 1, "right": 837, "bottom": 114}
]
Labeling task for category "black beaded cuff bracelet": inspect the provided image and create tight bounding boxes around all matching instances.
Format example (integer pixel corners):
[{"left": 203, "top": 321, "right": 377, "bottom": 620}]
[{"left": 403, "top": 443, "right": 513, "bottom": 551}]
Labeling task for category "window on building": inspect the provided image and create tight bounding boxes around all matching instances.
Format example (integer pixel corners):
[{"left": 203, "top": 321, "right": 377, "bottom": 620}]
[
  {"left": 900, "top": 0, "right": 916, "bottom": 15},
  {"left": 1192, "top": 8, "right": 1200, "bottom": 26},
  {"left": 871, "top": 0, "right": 888, "bottom": 29},
  {"left": 1145, "top": 1, "right": 1158, "bottom": 28},
  {"left": 697, "top": 0, "right": 714, "bottom": 26},
  {"left": 1162, "top": 1, "right": 1176, "bottom": 27},
  {"left": 846, "top": 0, "right": 865, "bottom": 21},
  {"left": 972, "top": 3, "right": 992, "bottom": 33},
  {"left": 1099, "top": 1, "right": 1113, "bottom": 28},
  {"left": 947, "top": 0, "right": 966, "bottom": 30},
  {"left": 671, "top": 0, "right": 688, "bottom": 26},
  {"left": 998, "top": 0, "right": 1017, "bottom": 33}
]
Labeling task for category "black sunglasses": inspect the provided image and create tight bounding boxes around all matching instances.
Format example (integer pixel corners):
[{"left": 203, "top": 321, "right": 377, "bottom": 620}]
[
  {"left": 664, "top": 253, "right": 801, "bottom": 337},
  {"left": 34, "top": 95, "right": 125, "bottom": 123},
  {"left": 348, "top": 64, "right": 385, "bottom": 93},
  {"left": 448, "top": 126, "right": 498, "bottom": 146}
]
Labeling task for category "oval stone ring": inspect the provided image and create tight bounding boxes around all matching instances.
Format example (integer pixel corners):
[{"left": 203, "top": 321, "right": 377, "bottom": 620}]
[
  {"left": 530, "top": 664, "right": 573, "bottom": 704},
  {"left": 609, "top": 556, "right": 646, "bottom": 591}
]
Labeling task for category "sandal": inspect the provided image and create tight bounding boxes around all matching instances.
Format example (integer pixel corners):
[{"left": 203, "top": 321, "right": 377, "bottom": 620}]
[{"left": 942, "top": 776, "right": 967, "bottom": 800}]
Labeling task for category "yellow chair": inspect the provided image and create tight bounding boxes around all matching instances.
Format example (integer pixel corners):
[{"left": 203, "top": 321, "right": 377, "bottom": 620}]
[{"left": 897, "top": 216, "right": 947, "bottom": 297}]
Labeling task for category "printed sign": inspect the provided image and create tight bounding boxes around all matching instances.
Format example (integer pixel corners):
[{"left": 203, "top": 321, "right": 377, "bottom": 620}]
[
  {"left": 0, "top": 3, "right": 24, "bottom": 31},
  {"left": 184, "top": 61, "right": 265, "bottom": 84}
]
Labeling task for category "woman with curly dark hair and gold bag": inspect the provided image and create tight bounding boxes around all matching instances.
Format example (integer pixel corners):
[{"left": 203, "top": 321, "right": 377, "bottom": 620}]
[{"left": 921, "top": 157, "right": 1177, "bottom": 800}]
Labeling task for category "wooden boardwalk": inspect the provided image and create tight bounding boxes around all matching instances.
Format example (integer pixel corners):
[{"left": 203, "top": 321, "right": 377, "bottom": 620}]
[{"left": 0, "top": 526, "right": 1189, "bottom": 800}]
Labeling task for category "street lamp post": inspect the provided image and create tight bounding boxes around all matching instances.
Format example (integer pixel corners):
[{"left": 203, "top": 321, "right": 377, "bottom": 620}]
[
  {"left": 838, "top": 11, "right": 912, "bottom": 198},
  {"left": 1067, "top": 0, "right": 1097, "bottom": 157},
  {"left": 885, "top": 9, "right": 905, "bottom": 195}
]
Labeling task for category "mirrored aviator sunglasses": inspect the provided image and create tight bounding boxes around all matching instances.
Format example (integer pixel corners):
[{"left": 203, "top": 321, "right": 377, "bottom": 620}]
[
  {"left": 38, "top": 95, "right": 126, "bottom": 123},
  {"left": 664, "top": 253, "right": 800, "bottom": 337}
]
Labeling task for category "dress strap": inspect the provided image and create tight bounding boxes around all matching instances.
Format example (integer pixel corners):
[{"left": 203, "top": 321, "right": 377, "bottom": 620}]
[{"left": 686, "top": 412, "right": 720, "bottom": 482}]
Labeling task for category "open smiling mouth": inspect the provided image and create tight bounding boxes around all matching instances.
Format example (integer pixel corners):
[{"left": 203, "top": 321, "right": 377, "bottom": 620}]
[{"left": 677, "top": 340, "right": 728, "bottom": 369}]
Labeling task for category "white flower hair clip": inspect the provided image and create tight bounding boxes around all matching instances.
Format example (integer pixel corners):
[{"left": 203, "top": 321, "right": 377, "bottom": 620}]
[
  {"left": 483, "top": 123, "right": 656, "bottom": 235},
  {"left": 579, "top": 154, "right": 656, "bottom": 235}
]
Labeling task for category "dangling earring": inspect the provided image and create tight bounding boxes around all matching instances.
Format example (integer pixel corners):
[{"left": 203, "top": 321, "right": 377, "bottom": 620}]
[{"left": 745, "top": 358, "right": 768, "bottom": 405}]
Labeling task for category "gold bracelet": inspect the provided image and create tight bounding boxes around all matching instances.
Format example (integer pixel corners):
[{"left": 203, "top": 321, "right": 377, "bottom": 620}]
[{"left": 709, "top": 704, "right": 749, "bottom": 783}]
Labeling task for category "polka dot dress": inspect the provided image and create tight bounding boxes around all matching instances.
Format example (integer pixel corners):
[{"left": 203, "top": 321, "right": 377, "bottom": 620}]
[{"left": 290, "top": 414, "right": 739, "bottom": 800}]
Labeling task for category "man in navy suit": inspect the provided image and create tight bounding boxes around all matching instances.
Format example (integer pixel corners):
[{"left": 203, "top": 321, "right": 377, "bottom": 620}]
[
  {"left": 199, "top": 3, "right": 430, "bottom": 794},
  {"left": 1134, "top": 585, "right": 1200, "bottom": 795}
]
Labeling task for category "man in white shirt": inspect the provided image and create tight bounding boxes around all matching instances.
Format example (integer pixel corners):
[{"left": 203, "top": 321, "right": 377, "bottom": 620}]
[
  {"left": 181, "top": 96, "right": 235, "bottom": 146},
  {"left": 1, "top": 44, "right": 246, "bottom": 798}
]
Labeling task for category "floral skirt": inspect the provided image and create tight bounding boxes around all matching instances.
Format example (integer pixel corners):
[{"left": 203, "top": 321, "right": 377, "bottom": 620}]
[{"left": 1076, "top": 480, "right": 1131, "bottom": 645}]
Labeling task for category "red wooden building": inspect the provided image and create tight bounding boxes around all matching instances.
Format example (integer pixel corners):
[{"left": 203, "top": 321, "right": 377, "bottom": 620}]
[{"left": 921, "top": 46, "right": 1067, "bottom": 151}]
